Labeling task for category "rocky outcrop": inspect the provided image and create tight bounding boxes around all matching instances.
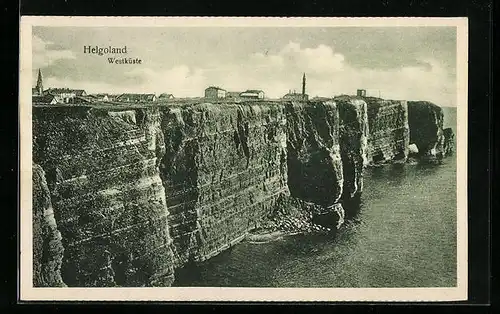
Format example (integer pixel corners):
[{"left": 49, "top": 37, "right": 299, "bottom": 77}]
[
  {"left": 33, "top": 106, "right": 175, "bottom": 287},
  {"left": 285, "top": 101, "right": 345, "bottom": 228},
  {"left": 407, "top": 101, "right": 445, "bottom": 160},
  {"left": 443, "top": 127, "right": 455, "bottom": 156},
  {"left": 335, "top": 96, "right": 369, "bottom": 218},
  {"left": 408, "top": 143, "right": 419, "bottom": 155},
  {"left": 365, "top": 97, "right": 409, "bottom": 164},
  {"left": 259, "top": 195, "right": 342, "bottom": 235},
  {"left": 160, "top": 103, "right": 289, "bottom": 266},
  {"left": 33, "top": 163, "right": 66, "bottom": 287}
]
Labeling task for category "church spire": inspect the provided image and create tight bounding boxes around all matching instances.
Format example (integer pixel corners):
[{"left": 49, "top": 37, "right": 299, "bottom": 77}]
[{"left": 36, "top": 69, "right": 43, "bottom": 95}]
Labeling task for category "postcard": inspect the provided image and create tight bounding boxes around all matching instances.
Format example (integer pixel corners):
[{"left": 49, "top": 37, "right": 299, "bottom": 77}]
[{"left": 19, "top": 16, "right": 468, "bottom": 302}]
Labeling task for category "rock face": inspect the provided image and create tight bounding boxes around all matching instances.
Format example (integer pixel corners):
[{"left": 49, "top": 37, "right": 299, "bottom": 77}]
[
  {"left": 365, "top": 97, "right": 409, "bottom": 164},
  {"left": 31, "top": 96, "right": 445, "bottom": 287},
  {"left": 285, "top": 101, "right": 345, "bottom": 227},
  {"left": 33, "top": 163, "right": 66, "bottom": 287},
  {"left": 407, "top": 101, "right": 445, "bottom": 159},
  {"left": 335, "top": 96, "right": 369, "bottom": 217},
  {"left": 33, "top": 106, "right": 176, "bottom": 287},
  {"left": 408, "top": 143, "right": 419, "bottom": 155},
  {"left": 285, "top": 101, "right": 343, "bottom": 206},
  {"left": 159, "top": 103, "right": 289, "bottom": 266},
  {"left": 443, "top": 127, "right": 455, "bottom": 156}
]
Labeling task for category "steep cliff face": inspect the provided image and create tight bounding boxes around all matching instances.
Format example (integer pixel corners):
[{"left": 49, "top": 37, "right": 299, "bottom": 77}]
[
  {"left": 159, "top": 102, "right": 289, "bottom": 266},
  {"left": 443, "top": 127, "right": 455, "bottom": 156},
  {"left": 335, "top": 96, "right": 369, "bottom": 217},
  {"left": 32, "top": 96, "right": 445, "bottom": 286},
  {"left": 365, "top": 98, "right": 409, "bottom": 164},
  {"left": 407, "top": 101, "right": 445, "bottom": 159},
  {"left": 33, "top": 163, "right": 66, "bottom": 287},
  {"left": 33, "top": 106, "right": 175, "bottom": 287},
  {"left": 285, "top": 101, "right": 344, "bottom": 227}
]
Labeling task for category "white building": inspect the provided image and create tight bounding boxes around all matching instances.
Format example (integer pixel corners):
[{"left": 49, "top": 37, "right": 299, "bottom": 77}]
[
  {"left": 240, "top": 90, "right": 265, "bottom": 99},
  {"left": 282, "top": 91, "right": 308, "bottom": 101},
  {"left": 204, "top": 86, "right": 226, "bottom": 99},
  {"left": 45, "top": 88, "right": 87, "bottom": 103},
  {"left": 32, "top": 94, "right": 60, "bottom": 105}
]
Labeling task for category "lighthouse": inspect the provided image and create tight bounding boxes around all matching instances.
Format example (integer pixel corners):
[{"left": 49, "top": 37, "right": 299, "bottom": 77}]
[{"left": 302, "top": 73, "right": 306, "bottom": 99}]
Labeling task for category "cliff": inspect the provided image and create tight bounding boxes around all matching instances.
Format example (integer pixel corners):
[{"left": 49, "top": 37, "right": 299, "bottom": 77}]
[
  {"left": 31, "top": 96, "right": 448, "bottom": 287},
  {"left": 285, "top": 101, "right": 343, "bottom": 207},
  {"left": 33, "top": 163, "right": 66, "bottom": 287},
  {"left": 285, "top": 101, "right": 345, "bottom": 228},
  {"left": 407, "top": 101, "right": 445, "bottom": 160},
  {"left": 365, "top": 97, "right": 409, "bottom": 164},
  {"left": 443, "top": 127, "right": 455, "bottom": 156},
  {"left": 33, "top": 106, "right": 176, "bottom": 287},
  {"left": 160, "top": 103, "right": 289, "bottom": 266},
  {"left": 335, "top": 96, "right": 369, "bottom": 218}
]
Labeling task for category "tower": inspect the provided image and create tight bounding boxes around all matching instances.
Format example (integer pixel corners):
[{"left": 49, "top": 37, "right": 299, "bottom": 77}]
[
  {"left": 36, "top": 69, "right": 43, "bottom": 95},
  {"left": 302, "top": 73, "right": 306, "bottom": 97}
]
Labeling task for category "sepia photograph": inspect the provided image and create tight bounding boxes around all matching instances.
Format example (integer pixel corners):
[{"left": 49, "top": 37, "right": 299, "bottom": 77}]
[{"left": 19, "top": 16, "right": 468, "bottom": 302}]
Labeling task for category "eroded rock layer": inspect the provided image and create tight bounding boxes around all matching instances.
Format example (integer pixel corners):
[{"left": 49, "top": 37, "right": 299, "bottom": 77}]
[
  {"left": 31, "top": 96, "right": 443, "bottom": 287},
  {"left": 33, "top": 106, "right": 175, "bottom": 287},
  {"left": 443, "top": 127, "right": 455, "bottom": 156},
  {"left": 335, "top": 96, "right": 369, "bottom": 217},
  {"left": 160, "top": 103, "right": 289, "bottom": 266},
  {"left": 285, "top": 101, "right": 345, "bottom": 227},
  {"left": 33, "top": 163, "right": 66, "bottom": 287},
  {"left": 365, "top": 98, "right": 409, "bottom": 164},
  {"left": 285, "top": 101, "right": 343, "bottom": 206},
  {"left": 408, "top": 101, "right": 445, "bottom": 159}
]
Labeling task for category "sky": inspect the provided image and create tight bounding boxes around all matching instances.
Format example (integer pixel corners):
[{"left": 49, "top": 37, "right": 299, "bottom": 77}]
[{"left": 32, "top": 26, "right": 457, "bottom": 106}]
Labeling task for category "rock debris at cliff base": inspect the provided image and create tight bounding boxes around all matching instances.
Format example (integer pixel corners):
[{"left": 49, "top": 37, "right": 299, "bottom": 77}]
[{"left": 31, "top": 99, "right": 452, "bottom": 287}]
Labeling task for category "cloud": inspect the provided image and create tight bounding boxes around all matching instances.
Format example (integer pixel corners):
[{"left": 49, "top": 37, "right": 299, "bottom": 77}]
[
  {"left": 32, "top": 35, "right": 76, "bottom": 69},
  {"left": 249, "top": 53, "right": 285, "bottom": 69},
  {"left": 38, "top": 39, "right": 456, "bottom": 106},
  {"left": 235, "top": 42, "right": 454, "bottom": 105},
  {"left": 247, "top": 41, "right": 345, "bottom": 75},
  {"left": 280, "top": 42, "right": 346, "bottom": 73},
  {"left": 124, "top": 65, "right": 207, "bottom": 96}
]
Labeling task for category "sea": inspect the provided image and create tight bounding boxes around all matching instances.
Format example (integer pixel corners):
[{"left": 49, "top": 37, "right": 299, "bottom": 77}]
[{"left": 173, "top": 107, "right": 458, "bottom": 288}]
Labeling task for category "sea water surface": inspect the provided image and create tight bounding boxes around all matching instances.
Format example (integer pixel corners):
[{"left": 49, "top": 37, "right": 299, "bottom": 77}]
[{"left": 174, "top": 107, "right": 457, "bottom": 288}]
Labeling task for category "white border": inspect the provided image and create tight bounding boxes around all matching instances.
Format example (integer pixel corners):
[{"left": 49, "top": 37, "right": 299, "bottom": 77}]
[{"left": 19, "top": 16, "right": 468, "bottom": 302}]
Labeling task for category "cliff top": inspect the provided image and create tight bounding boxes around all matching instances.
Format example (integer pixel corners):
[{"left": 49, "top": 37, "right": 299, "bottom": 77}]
[{"left": 32, "top": 99, "right": 320, "bottom": 110}]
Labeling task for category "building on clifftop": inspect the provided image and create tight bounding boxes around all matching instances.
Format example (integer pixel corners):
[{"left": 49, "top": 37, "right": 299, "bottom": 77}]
[
  {"left": 357, "top": 89, "right": 367, "bottom": 97},
  {"left": 204, "top": 86, "right": 226, "bottom": 99},
  {"left": 158, "top": 93, "right": 175, "bottom": 101},
  {"left": 226, "top": 91, "right": 242, "bottom": 100},
  {"left": 240, "top": 90, "right": 265, "bottom": 99},
  {"left": 282, "top": 73, "right": 309, "bottom": 101},
  {"left": 32, "top": 94, "right": 60, "bottom": 105},
  {"left": 45, "top": 88, "right": 87, "bottom": 104},
  {"left": 116, "top": 93, "right": 157, "bottom": 102}
]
